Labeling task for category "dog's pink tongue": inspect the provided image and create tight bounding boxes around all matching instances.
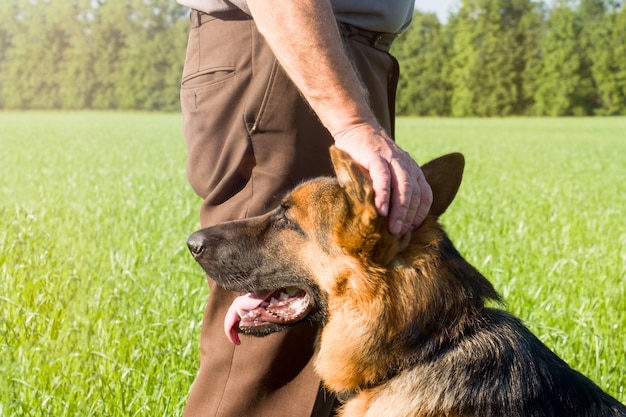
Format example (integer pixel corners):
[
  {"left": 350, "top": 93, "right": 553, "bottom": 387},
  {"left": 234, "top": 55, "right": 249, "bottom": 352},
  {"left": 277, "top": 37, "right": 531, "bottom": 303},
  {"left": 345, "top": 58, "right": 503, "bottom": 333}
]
[{"left": 224, "top": 291, "right": 272, "bottom": 345}]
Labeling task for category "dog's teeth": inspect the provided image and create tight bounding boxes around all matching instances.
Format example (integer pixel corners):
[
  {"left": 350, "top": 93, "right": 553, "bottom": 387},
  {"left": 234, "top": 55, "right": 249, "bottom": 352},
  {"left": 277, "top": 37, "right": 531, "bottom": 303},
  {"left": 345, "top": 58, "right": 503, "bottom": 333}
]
[
  {"left": 280, "top": 292, "right": 289, "bottom": 300},
  {"left": 237, "top": 307, "right": 249, "bottom": 318},
  {"left": 270, "top": 297, "right": 279, "bottom": 305}
]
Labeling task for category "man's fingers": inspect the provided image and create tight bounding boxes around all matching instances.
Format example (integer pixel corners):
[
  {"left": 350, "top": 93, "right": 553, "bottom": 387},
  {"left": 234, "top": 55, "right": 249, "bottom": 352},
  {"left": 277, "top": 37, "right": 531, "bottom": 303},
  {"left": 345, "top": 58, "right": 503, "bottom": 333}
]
[
  {"left": 388, "top": 156, "right": 419, "bottom": 235},
  {"left": 411, "top": 171, "right": 433, "bottom": 229},
  {"left": 368, "top": 157, "right": 392, "bottom": 217},
  {"left": 332, "top": 126, "right": 432, "bottom": 234}
]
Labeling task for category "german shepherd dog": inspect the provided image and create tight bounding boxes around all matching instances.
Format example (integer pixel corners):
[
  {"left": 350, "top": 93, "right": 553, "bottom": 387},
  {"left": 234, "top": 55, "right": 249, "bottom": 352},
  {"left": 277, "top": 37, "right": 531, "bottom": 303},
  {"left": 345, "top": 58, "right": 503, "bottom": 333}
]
[{"left": 187, "top": 147, "right": 625, "bottom": 417}]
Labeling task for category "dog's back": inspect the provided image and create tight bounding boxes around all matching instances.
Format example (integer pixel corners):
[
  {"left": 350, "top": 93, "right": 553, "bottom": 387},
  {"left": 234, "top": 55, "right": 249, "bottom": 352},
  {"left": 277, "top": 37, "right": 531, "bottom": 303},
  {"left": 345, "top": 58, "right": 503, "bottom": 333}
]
[
  {"left": 361, "top": 309, "right": 626, "bottom": 416},
  {"left": 337, "top": 233, "right": 626, "bottom": 417}
]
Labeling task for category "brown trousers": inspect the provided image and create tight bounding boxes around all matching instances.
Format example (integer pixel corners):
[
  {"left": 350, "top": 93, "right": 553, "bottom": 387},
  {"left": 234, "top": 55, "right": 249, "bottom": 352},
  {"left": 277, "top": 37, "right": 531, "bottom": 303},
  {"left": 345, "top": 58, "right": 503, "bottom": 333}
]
[{"left": 180, "top": 10, "right": 399, "bottom": 417}]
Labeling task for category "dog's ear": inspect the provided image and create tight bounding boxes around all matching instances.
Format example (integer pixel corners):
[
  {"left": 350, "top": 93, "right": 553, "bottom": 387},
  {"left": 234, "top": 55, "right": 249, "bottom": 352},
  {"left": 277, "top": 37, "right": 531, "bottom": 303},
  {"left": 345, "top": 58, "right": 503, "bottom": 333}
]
[
  {"left": 421, "top": 153, "right": 465, "bottom": 218},
  {"left": 330, "top": 146, "right": 402, "bottom": 265},
  {"left": 329, "top": 146, "right": 377, "bottom": 224}
]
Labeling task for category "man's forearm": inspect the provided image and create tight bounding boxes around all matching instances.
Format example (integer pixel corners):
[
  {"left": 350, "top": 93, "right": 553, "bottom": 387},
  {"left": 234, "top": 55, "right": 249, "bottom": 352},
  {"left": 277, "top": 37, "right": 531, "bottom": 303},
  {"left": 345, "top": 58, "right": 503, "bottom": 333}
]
[
  {"left": 246, "top": 1, "right": 433, "bottom": 235},
  {"left": 246, "top": 0, "right": 380, "bottom": 138}
]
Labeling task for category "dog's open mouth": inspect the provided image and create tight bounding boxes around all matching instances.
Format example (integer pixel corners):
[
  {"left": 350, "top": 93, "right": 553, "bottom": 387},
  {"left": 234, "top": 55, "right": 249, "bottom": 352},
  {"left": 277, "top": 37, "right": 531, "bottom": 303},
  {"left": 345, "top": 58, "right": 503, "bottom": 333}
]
[{"left": 224, "top": 287, "right": 312, "bottom": 344}]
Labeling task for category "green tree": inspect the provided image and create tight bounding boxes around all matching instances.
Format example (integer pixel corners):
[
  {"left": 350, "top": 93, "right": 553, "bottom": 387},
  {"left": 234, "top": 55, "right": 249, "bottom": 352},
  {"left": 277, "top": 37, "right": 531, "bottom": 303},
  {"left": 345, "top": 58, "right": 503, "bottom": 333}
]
[
  {"left": 608, "top": 4, "right": 626, "bottom": 114},
  {"left": 0, "top": 0, "right": 188, "bottom": 110},
  {"left": 90, "top": 0, "right": 134, "bottom": 109},
  {"left": 394, "top": 12, "right": 452, "bottom": 116},
  {"left": 0, "top": 1, "right": 18, "bottom": 108},
  {"left": 577, "top": 0, "right": 607, "bottom": 113},
  {"left": 534, "top": 3, "right": 594, "bottom": 116},
  {"left": 47, "top": 0, "right": 94, "bottom": 109},
  {"left": 518, "top": 1, "right": 546, "bottom": 115},
  {"left": 115, "top": 0, "right": 187, "bottom": 111},
  {"left": 450, "top": 0, "right": 540, "bottom": 116},
  {"left": 1, "top": 0, "right": 97, "bottom": 109},
  {"left": 1, "top": 0, "right": 43, "bottom": 108},
  {"left": 581, "top": 1, "right": 626, "bottom": 114},
  {"left": 3, "top": 0, "right": 622, "bottom": 115}
]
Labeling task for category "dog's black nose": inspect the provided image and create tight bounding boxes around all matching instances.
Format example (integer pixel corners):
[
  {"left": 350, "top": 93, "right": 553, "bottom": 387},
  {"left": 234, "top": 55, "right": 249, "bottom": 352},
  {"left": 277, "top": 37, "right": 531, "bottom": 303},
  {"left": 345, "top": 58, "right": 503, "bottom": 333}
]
[{"left": 187, "top": 232, "right": 206, "bottom": 257}]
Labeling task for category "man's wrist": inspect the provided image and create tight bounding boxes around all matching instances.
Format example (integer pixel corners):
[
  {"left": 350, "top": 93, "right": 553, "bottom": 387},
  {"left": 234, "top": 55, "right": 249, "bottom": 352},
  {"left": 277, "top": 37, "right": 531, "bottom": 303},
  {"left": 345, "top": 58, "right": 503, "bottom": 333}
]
[{"left": 331, "top": 119, "right": 390, "bottom": 144}]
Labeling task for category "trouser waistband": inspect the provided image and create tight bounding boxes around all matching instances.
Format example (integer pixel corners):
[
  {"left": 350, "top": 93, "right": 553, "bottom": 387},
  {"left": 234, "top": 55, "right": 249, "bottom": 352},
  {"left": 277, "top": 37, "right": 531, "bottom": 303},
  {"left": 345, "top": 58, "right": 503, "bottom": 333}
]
[
  {"left": 190, "top": 9, "right": 250, "bottom": 27},
  {"left": 189, "top": 10, "right": 396, "bottom": 52}
]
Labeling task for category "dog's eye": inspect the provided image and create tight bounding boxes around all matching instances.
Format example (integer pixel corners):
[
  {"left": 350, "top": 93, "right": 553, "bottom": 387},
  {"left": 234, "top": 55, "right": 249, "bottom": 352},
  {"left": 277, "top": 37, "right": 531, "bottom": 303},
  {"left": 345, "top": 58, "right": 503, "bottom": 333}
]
[
  {"left": 275, "top": 214, "right": 294, "bottom": 228},
  {"left": 274, "top": 213, "right": 304, "bottom": 235}
]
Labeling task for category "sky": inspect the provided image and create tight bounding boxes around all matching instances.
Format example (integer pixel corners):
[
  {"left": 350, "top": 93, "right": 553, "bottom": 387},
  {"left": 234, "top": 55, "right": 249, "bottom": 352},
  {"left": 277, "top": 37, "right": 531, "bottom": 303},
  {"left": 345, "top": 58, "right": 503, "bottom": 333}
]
[{"left": 415, "top": 0, "right": 459, "bottom": 23}]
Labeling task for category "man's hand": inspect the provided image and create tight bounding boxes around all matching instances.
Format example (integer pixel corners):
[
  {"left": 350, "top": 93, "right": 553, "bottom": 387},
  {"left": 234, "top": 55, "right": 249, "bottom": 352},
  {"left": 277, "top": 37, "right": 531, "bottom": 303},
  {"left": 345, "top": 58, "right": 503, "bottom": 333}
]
[
  {"left": 334, "top": 123, "right": 432, "bottom": 235},
  {"left": 247, "top": 0, "right": 432, "bottom": 234}
]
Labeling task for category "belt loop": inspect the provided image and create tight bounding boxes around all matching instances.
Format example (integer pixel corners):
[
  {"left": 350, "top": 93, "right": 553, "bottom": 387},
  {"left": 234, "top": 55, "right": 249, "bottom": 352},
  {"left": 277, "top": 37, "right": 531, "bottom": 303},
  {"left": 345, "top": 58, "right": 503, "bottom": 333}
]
[
  {"left": 189, "top": 9, "right": 202, "bottom": 28},
  {"left": 337, "top": 22, "right": 396, "bottom": 53}
]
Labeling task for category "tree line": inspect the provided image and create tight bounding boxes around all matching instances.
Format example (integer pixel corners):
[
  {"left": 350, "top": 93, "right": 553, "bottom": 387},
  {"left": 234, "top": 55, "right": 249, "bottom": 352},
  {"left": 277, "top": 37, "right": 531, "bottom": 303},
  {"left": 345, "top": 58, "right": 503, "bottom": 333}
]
[
  {"left": 395, "top": 0, "right": 626, "bottom": 116},
  {"left": 0, "top": 0, "right": 188, "bottom": 112},
  {"left": 0, "top": 0, "right": 625, "bottom": 116}
]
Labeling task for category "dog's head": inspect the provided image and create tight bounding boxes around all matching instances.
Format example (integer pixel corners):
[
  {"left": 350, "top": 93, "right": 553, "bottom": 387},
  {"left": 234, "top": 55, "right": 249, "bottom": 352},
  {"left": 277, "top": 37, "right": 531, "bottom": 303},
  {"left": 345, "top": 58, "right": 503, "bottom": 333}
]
[{"left": 187, "top": 146, "right": 474, "bottom": 344}]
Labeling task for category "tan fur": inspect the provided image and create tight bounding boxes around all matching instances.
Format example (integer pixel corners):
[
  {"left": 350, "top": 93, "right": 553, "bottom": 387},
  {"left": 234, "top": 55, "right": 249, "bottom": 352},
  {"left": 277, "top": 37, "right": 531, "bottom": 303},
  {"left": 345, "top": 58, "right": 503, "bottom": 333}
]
[
  {"left": 188, "top": 146, "right": 626, "bottom": 417},
  {"left": 314, "top": 150, "right": 461, "bottom": 396}
]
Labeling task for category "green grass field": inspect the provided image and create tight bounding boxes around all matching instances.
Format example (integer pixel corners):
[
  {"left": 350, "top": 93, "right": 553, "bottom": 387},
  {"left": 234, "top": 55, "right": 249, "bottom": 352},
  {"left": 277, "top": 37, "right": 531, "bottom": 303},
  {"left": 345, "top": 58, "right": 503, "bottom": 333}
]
[{"left": 1, "top": 112, "right": 624, "bottom": 416}]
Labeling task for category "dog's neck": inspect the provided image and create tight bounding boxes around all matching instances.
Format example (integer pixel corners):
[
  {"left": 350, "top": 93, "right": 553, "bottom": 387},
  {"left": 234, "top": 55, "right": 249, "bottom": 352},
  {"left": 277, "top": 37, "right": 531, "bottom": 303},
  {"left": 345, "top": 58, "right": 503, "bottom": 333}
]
[
  {"left": 314, "top": 257, "right": 436, "bottom": 391},
  {"left": 315, "top": 222, "right": 499, "bottom": 393}
]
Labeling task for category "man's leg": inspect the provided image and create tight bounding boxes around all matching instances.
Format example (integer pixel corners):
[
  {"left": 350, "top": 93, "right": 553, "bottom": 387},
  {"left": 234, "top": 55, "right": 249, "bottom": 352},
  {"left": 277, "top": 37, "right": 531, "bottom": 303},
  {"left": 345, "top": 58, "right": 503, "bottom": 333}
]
[
  {"left": 180, "top": 11, "right": 399, "bottom": 417},
  {"left": 181, "top": 11, "right": 335, "bottom": 417}
]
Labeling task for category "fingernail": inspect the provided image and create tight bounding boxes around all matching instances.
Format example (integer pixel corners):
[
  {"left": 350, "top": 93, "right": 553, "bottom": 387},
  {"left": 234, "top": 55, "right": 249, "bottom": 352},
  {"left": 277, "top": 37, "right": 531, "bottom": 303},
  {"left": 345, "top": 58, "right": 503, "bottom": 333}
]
[
  {"left": 391, "top": 220, "right": 403, "bottom": 235},
  {"left": 380, "top": 203, "right": 389, "bottom": 216}
]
